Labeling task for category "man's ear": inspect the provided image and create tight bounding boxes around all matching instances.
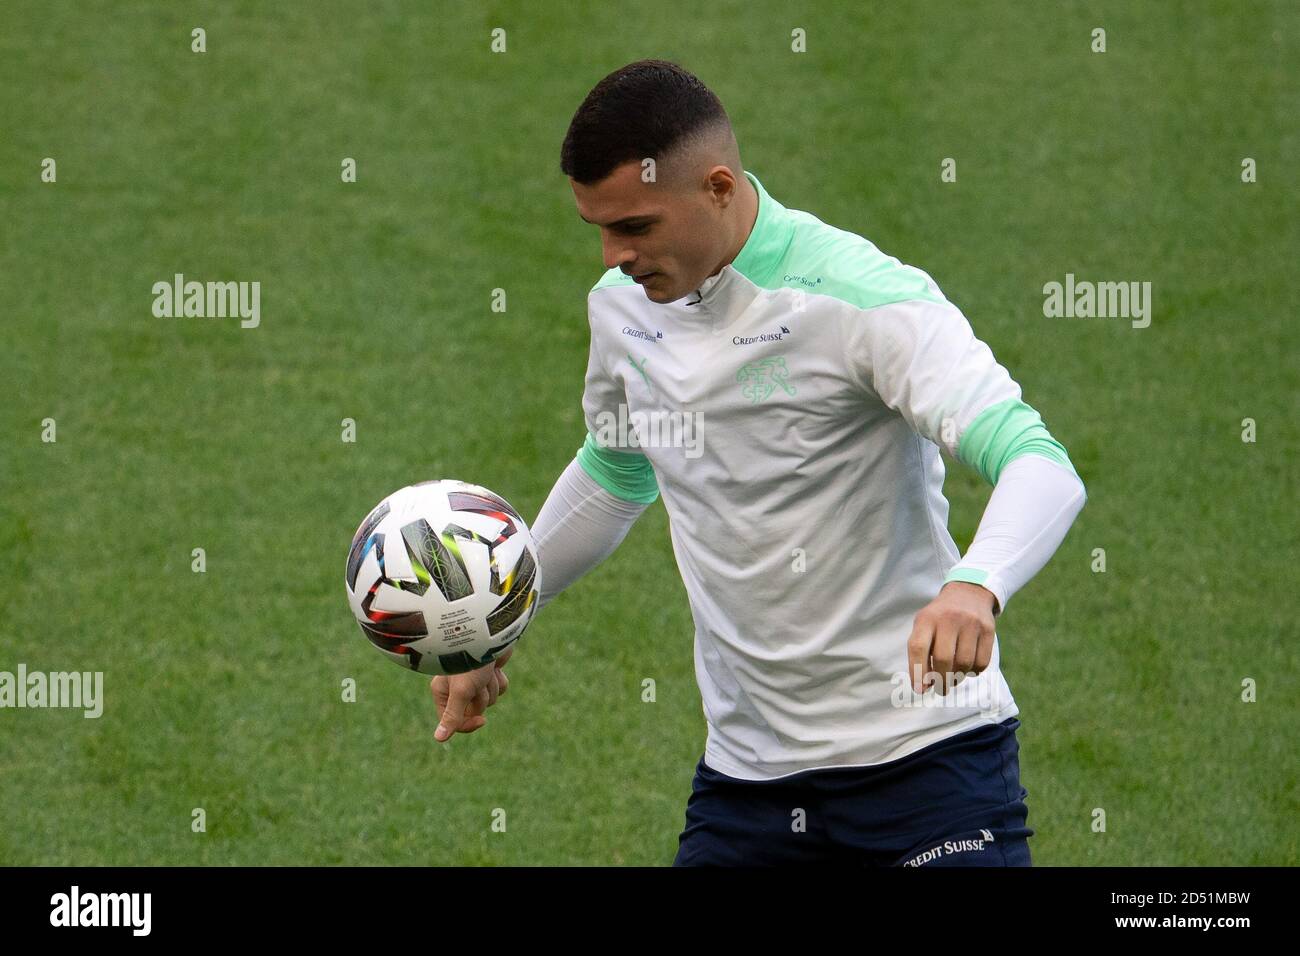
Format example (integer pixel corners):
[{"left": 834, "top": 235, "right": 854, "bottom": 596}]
[{"left": 705, "top": 166, "right": 737, "bottom": 207}]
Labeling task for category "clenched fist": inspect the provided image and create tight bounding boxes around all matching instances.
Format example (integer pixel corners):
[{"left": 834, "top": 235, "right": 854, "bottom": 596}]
[{"left": 907, "top": 581, "right": 998, "bottom": 695}]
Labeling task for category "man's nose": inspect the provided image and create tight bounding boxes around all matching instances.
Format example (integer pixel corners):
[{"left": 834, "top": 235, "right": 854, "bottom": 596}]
[{"left": 602, "top": 233, "right": 635, "bottom": 272}]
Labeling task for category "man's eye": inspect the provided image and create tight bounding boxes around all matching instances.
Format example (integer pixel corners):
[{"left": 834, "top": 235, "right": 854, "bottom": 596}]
[{"left": 622, "top": 225, "right": 649, "bottom": 235}]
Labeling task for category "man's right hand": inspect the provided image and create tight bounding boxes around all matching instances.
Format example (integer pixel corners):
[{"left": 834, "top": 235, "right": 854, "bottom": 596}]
[{"left": 431, "top": 647, "right": 513, "bottom": 741}]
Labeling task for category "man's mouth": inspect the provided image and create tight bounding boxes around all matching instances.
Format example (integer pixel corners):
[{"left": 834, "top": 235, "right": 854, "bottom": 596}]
[{"left": 632, "top": 272, "right": 656, "bottom": 283}]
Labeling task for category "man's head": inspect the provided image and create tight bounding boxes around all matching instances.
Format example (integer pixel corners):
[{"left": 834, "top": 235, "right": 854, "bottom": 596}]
[{"left": 561, "top": 59, "right": 756, "bottom": 304}]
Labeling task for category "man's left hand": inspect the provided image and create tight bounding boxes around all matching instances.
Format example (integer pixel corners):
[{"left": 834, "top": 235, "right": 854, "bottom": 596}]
[{"left": 906, "top": 581, "right": 998, "bottom": 695}]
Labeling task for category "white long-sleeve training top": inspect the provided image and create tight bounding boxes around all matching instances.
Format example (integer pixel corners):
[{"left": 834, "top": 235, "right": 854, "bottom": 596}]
[{"left": 532, "top": 170, "right": 1086, "bottom": 781}]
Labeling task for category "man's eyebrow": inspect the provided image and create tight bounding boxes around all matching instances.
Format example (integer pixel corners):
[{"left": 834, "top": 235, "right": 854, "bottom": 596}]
[{"left": 577, "top": 212, "right": 659, "bottom": 227}]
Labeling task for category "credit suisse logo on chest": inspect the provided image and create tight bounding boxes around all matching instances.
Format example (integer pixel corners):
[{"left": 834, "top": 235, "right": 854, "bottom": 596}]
[
  {"left": 621, "top": 326, "right": 663, "bottom": 343},
  {"left": 731, "top": 325, "right": 791, "bottom": 346}
]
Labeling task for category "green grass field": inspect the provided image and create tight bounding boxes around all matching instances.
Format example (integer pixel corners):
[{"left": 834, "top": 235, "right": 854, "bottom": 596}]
[{"left": 1, "top": 0, "right": 1295, "bottom": 865}]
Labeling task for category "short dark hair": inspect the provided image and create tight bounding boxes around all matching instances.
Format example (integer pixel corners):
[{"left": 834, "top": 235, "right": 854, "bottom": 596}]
[{"left": 560, "top": 59, "right": 731, "bottom": 185}]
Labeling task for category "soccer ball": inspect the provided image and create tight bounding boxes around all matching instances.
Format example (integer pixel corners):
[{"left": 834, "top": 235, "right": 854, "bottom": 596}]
[{"left": 344, "top": 480, "right": 540, "bottom": 676}]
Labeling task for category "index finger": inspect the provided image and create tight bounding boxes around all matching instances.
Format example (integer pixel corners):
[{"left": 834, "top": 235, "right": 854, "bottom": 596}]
[
  {"left": 435, "top": 681, "right": 473, "bottom": 742},
  {"left": 907, "top": 617, "right": 934, "bottom": 695}
]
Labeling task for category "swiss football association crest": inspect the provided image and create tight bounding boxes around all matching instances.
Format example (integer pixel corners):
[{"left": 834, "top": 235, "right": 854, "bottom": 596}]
[{"left": 736, "top": 356, "right": 796, "bottom": 403}]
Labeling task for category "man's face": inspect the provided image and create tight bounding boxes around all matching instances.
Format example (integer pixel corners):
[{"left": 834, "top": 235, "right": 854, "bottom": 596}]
[{"left": 570, "top": 161, "right": 729, "bottom": 304}]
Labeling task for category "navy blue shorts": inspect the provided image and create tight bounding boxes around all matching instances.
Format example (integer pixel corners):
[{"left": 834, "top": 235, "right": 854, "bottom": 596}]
[{"left": 673, "top": 717, "right": 1032, "bottom": 866}]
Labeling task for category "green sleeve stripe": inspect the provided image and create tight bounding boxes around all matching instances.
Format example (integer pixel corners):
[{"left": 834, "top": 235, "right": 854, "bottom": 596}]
[
  {"left": 943, "top": 567, "right": 989, "bottom": 587},
  {"left": 942, "top": 568, "right": 1002, "bottom": 615},
  {"left": 575, "top": 432, "right": 660, "bottom": 504},
  {"left": 957, "top": 397, "right": 1079, "bottom": 486}
]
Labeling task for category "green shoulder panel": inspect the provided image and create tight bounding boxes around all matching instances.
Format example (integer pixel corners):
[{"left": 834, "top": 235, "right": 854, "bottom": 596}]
[
  {"left": 591, "top": 267, "right": 635, "bottom": 294},
  {"left": 767, "top": 211, "right": 949, "bottom": 311}
]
